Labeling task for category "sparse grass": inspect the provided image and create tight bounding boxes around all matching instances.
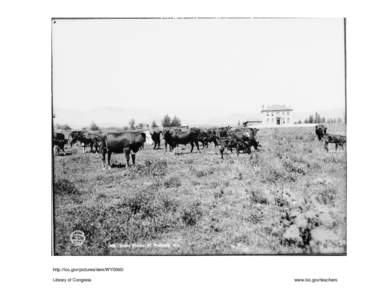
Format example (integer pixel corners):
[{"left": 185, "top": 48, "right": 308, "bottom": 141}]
[{"left": 54, "top": 125, "right": 346, "bottom": 255}]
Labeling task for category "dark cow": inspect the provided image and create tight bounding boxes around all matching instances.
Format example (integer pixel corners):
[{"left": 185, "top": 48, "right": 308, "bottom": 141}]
[
  {"left": 53, "top": 132, "right": 67, "bottom": 154},
  {"left": 219, "top": 137, "right": 252, "bottom": 159},
  {"left": 216, "top": 126, "right": 232, "bottom": 139},
  {"left": 69, "top": 131, "right": 82, "bottom": 146},
  {"left": 323, "top": 134, "right": 346, "bottom": 152},
  {"left": 54, "top": 132, "right": 65, "bottom": 140},
  {"left": 69, "top": 131, "right": 102, "bottom": 153},
  {"left": 150, "top": 129, "right": 162, "bottom": 150},
  {"left": 218, "top": 127, "right": 260, "bottom": 159},
  {"left": 198, "top": 129, "right": 219, "bottom": 149},
  {"left": 100, "top": 131, "right": 146, "bottom": 168},
  {"left": 163, "top": 127, "right": 200, "bottom": 154},
  {"left": 229, "top": 128, "right": 260, "bottom": 150},
  {"left": 315, "top": 125, "right": 327, "bottom": 141},
  {"left": 162, "top": 127, "right": 187, "bottom": 152}
]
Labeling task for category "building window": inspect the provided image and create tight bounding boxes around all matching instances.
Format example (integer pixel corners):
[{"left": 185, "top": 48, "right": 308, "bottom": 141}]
[
  {"left": 287, "top": 111, "right": 290, "bottom": 115},
  {"left": 266, "top": 118, "right": 269, "bottom": 123},
  {"left": 266, "top": 113, "right": 269, "bottom": 116},
  {"left": 287, "top": 118, "right": 290, "bottom": 123}
]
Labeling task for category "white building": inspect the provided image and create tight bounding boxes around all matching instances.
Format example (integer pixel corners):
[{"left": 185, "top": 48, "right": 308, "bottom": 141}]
[{"left": 260, "top": 104, "right": 293, "bottom": 125}]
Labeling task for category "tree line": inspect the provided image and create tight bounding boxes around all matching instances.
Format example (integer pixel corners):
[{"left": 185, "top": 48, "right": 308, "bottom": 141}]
[
  {"left": 54, "top": 114, "right": 182, "bottom": 131},
  {"left": 295, "top": 112, "right": 344, "bottom": 124}
]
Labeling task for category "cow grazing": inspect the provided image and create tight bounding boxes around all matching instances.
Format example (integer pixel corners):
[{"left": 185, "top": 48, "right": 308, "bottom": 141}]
[
  {"left": 198, "top": 129, "right": 219, "bottom": 149},
  {"left": 229, "top": 128, "right": 260, "bottom": 150},
  {"left": 218, "top": 127, "right": 260, "bottom": 159},
  {"left": 323, "top": 134, "right": 346, "bottom": 152},
  {"left": 315, "top": 125, "right": 327, "bottom": 141},
  {"left": 163, "top": 127, "right": 200, "bottom": 154},
  {"left": 219, "top": 137, "right": 252, "bottom": 159},
  {"left": 216, "top": 126, "right": 232, "bottom": 139},
  {"left": 69, "top": 131, "right": 102, "bottom": 153},
  {"left": 100, "top": 131, "right": 146, "bottom": 168},
  {"left": 150, "top": 130, "right": 162, "bottom": 150}
]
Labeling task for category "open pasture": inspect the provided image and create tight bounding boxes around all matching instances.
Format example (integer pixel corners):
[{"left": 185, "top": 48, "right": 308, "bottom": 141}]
[{"left": 53, "top": 124, "right": 346, "bottom": 255}]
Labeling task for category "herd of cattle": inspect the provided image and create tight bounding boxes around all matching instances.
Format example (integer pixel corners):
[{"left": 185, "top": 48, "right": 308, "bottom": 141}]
[{"left": 53, "top": 124, "right": 346, "bottom": 168}]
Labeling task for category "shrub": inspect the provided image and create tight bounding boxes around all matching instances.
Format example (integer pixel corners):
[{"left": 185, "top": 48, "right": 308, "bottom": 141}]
[
  {"left": 282, "top": 158, "right": 307, "bottom": 175},
  {"left": 181, "top": 201, "right": 202, "bottom": 226},
  {"left": 148, "top": 160, "right": 168, "bottom": 176},
  {"left": 315, "top": 186, "right": 337, "bottom": 205},
  {"left": 54, "top": 178, "right": 80, "bottom": 196},
  {"left": 264, "top": 162, "right": 297, "bottom": 183},
  {"left": 193, "top": 167, "right": 215, "bottom": 178}
]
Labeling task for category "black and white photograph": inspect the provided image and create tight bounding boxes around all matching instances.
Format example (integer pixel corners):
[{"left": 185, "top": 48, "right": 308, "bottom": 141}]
[{"left": 52, "top": 18, "right": 346, "bottom": 256}]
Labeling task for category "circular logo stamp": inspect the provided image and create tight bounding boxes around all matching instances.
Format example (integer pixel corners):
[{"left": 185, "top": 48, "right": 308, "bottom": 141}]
[{"left": 70, "top": 230, "right": 85, "bottom": 246}]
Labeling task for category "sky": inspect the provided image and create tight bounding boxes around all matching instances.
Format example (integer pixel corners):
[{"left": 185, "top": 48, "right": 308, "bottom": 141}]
[{"left": 52, "top": 18, "right": 345, "bottom": 127}]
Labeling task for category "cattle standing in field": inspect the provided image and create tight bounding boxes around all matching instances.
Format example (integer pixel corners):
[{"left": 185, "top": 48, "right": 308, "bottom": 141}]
[
  {"left": 315, "top": 125, "right": 327, "bottom": 141},
  {"left": 198, "top": 129, "right": 219, "bottom": 149},
  {"left": 216, "top": 126, "right": 232, "bottom": 139},
  {"left": 150, "top": 129, "right": 162, "bottom": 150},
  {"left": 163, "top": 127, "right": 201, "bottom": 154},
  {"left": 69, "top": 131, "right": 102, "bottom": 153},
  {"left": 53, "top": 132, "right": 67, "bottom": 155},
  {"left": 229, "top": 128, "right": 260, "bottom": 150},
  {"left": 218, "top": 127, "right": 260, "bottom": 159},
  {"left": 219, "top": 137, "right": 252, "bottom": 159},
  {"left": 323, "top": 134, "right": 346, "bottom": 152},
  {"left": 100, "top": 131, "right": 146, "bottom": 168}
]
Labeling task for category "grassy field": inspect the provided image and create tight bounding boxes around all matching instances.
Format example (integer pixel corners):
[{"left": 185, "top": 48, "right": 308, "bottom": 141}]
[{"left": 53, "top": 124, "right": 346, "bottom": 255}]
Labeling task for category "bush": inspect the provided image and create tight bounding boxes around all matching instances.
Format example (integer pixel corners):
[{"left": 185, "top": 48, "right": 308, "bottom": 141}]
[
  {"left": 282, "top": 158, "right": 307, "bottom": 175},
  {"left": 181, "top": 201, "right": 202, "bottom": 226},
  {"left": 148, "top": 160, "right": 168, "bottom": 176},
  {"left": 265, "top": 162, "right": 297, "bottom": 183},
  {"left": 315, "top": 186, "right": 337, "bottom": 205},
  {"left": 192, "top": 166, "right": 215, "bottom": 178},
  {"left": 54, "top": 178, "right": 80, "bottom": 196}
]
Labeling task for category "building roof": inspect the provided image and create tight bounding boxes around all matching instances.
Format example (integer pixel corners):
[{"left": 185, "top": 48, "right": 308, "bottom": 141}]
[{"left": 261, "top": 104, "right": 293, "bottom": 112}]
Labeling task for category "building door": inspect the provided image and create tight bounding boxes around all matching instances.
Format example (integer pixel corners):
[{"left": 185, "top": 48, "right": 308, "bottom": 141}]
[{"left": 276, "top": 117, "right": 281, "bottom": 125}]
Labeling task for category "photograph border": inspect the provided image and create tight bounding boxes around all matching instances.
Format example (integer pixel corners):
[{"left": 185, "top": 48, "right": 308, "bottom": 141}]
[{"left": 51, "top": 17, "right": 347, "bottom": 256}]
